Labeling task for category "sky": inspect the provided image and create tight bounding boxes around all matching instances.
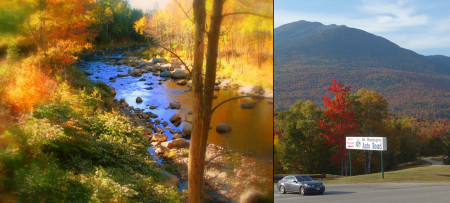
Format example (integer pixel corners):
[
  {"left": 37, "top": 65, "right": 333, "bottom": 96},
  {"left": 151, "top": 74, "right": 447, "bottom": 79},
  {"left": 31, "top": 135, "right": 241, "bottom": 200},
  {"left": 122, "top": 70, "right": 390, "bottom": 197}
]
[
  {"left": 275, "top": 0, "right": 450, "bottom": 56},
  {"left": 128, "top": 0, "right": 171, "bottom": 12}
]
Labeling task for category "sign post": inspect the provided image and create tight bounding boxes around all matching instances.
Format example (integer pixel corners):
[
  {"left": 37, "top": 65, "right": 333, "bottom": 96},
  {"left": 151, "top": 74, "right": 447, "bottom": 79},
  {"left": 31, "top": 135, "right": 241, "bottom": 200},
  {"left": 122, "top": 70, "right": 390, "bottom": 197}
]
[{"left": 346, "top": 137, "right": 387, "bottom": 179}]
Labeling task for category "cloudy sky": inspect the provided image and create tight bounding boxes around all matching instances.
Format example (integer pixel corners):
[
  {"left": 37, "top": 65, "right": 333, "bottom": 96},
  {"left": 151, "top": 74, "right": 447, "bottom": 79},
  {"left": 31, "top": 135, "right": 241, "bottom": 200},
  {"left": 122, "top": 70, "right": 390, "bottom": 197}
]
[{"left": 275, "top": 0, "right": 450, "bottom": 56}]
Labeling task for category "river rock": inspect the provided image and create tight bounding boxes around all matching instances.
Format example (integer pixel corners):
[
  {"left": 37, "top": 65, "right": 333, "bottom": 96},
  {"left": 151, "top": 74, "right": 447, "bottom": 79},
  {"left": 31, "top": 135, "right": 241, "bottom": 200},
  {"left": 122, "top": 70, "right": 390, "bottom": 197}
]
[
  {"left": 216, "top": 123, "right": 232, "bottom": 133},
  {"left": 160, "top": 170, "right": 179, "bottom": 188},
  {"left": 182, "top": 122, "right": 192, "bottom": 138},
  {"left": 150, "top": 106, "right": 157, "bottom": 109},
  {"left": 240, "top": 101, "right": 256, "bottom": 109},
  {"left": 148, "top": 112, "right": 158, "bottom": 118},
  {"left": 136, "top": 97, "right": 143, "bottom": 103},
  {"left": 155, "top": 146, "right": 168, "bottom": 155},
  {"left": 162, "top": 121, "right": 169, "bottom": 127},
  {"left": 172, "top": 133, "right": 182, "bottom": 139},
  {"left": 151, "top": 133, "right": 168, "bottom": 142},
  {"left": 239, "top": 85, "right": 264, "bottom": 95},
  {"left": 160, "top": 70, "right": 171, "bottom": 77},
  {"left": 239, "top": 189, "right": 265, "bottom": 203},
  {"left": 153, "top": 71, "right": 161, "bottom": 76},
  {"left": 218, "top": 78, "right": 233, "bottom": 89},
  {"left": 152, "top": 58, "right": 166, "bottom": 64},
  {"left": 84, "top": 71, "right": 93, "bottom": 76},
  {"left": 214, "top": 85, "right": 220, "bottom": 91},
  {"left": 176, "top": 80, "right": 187, "bottom": 86},
  {"left": 138, "top": 78, "right": 146, "bottom": 81},
  {"left": 161, "top": 139, "right": 189, "bottom": 149},
  {"left": 169, "top": 114, "right": 181, "bottom": 123},
  {"left": 170, "top": 70, "right": 188, "bottom": 79},
  {"left": 169, "top": 102, "right": 181, "bottom": 109},
  {"left": 160, "top": 64, "right": 171, "bottom": 71},
  {"left": 117, "top": 73, "right": 129, "bottom": 77}
]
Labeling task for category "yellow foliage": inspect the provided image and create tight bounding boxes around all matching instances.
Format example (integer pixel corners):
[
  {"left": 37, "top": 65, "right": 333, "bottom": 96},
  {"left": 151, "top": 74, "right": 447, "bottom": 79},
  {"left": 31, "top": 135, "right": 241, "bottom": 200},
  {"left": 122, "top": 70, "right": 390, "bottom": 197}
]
[
  {"left": 5, "top": 65, "right": 56, "bottom": 113},
  {"left": 134, "top": 16, "right": 147, "bottom": 35}
]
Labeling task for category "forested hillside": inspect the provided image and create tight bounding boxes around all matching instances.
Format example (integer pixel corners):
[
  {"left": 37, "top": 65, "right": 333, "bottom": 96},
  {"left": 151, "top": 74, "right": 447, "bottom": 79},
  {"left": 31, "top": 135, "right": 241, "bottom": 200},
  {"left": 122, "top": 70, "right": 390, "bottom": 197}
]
[{"left": 274, "top": 20, "right": 450, "bottom": 118}]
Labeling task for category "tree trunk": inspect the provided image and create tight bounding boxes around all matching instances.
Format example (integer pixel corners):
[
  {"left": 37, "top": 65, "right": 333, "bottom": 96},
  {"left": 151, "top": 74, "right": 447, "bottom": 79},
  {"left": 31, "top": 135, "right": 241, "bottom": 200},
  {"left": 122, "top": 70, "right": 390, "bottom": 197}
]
[{"left": 188, "top": 0, "right": 206, "bottom": 202}]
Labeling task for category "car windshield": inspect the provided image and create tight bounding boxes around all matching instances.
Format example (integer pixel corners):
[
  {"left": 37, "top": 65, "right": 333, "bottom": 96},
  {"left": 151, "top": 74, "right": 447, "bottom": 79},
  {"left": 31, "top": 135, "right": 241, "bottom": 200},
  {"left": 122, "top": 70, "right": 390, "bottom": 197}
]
[{"left": 295, "top": 176, "right": 313, "bottom": 181}]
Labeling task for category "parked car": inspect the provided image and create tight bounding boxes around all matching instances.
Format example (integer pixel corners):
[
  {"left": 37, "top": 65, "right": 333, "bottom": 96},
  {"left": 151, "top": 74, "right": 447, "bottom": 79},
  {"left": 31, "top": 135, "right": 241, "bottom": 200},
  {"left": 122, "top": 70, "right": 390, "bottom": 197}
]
[
  {"left": 277, "top": 175, "right": 325, "bottom": 195},
  {"left": 444, "top": 156, "right": 449, "bottom": 165}
]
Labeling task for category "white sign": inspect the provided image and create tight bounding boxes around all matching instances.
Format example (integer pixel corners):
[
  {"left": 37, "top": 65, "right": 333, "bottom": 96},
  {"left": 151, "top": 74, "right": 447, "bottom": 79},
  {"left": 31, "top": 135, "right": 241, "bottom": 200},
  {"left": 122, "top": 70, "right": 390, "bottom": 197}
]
[{"left": 346, "top": 137, "right": 387, "bottom": 151}]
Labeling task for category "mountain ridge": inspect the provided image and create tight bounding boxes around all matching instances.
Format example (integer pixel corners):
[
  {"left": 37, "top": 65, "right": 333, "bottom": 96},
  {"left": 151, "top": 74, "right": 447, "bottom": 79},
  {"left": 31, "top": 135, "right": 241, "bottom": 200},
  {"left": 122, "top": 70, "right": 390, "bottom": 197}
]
[{"left": 274, "top": 20, "right": 450, "bottom": 118}]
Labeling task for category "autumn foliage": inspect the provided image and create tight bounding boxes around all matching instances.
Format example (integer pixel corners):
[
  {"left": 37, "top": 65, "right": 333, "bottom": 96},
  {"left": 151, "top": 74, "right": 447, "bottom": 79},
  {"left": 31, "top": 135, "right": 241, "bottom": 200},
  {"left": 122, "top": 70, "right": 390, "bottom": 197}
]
[
  {"left": 319, "top": 79, "right": 359, "bottom": 165},
  {"left": 5, "top": 65, "right": 55, "bottom": 113}
]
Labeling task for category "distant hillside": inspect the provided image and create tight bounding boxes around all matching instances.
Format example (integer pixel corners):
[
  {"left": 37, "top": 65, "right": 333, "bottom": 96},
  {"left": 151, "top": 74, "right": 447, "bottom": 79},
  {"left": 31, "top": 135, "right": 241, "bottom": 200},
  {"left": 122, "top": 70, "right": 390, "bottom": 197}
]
[{"left": 275, "top": 20, "right": 450, "bottom": 118}]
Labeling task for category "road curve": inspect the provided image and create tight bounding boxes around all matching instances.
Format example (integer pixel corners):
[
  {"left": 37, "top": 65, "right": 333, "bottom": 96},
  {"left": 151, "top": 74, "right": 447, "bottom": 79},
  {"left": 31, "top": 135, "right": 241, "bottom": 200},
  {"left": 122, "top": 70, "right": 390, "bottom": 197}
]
[
  {"left": 274, "top": 183, "right": 450, "bottom": 203},
  {"left": 422, "top": 157, "right": 443, "bottom": 165}
]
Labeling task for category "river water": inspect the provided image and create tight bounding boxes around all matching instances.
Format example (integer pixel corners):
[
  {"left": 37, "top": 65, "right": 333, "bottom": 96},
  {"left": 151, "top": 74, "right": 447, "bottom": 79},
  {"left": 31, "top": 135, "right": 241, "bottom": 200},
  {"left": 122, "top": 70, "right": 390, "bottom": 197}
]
[{"left": 78, "top": 49, "right": 273, "bottom": 158}]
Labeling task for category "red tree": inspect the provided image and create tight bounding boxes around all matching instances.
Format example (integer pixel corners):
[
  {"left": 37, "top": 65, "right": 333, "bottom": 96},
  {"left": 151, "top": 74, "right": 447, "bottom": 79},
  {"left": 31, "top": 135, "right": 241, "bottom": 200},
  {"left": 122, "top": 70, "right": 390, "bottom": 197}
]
[{"left": 318, "top": 79, "right": 359, "bottom": 175}]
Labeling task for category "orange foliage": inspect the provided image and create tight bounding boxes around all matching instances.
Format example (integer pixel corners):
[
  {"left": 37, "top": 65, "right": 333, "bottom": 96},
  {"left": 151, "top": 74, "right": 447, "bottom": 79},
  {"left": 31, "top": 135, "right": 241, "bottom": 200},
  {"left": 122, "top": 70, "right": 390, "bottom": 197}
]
[{"left": 5, "top": 65, "right": 56, "bottom": 113}]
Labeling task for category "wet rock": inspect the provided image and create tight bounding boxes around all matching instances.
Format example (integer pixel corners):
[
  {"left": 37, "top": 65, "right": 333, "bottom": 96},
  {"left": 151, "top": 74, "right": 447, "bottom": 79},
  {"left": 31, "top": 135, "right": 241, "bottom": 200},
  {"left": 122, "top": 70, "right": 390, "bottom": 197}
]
[
  {"left": 148, "top": 112, "right": 158, "bottom": 118},
  {"left": 151, "top": 133, "right": 168, "bottom": 142},
  {"left": 161, "top": 139, "right": 189, "bottom": 149},
  {"left": 182, "top": 123, "right": 192, "bottom": 138},
  {"left": 239, "top": 189, "right": 265, "bottom": 203},
  {"left": 155, "top": 119, "right": 161, "bottom": 125},
  {"left": 153, "top": 71, "right": 161, "bottom": 76},
  {"left": 138, "top": 78, "right": 146, "bottom": 81},
  {"left": 240, "top": 101, "right": 256, "bottom": 109},
  {"left": 84, "top": 71, "right": 93, "bottom": 76},
  {"left": 145, "top": 87, "right": 153, "bottom": 90},
  {"left": 169, "top": 114, "right": 181, "bottom": 123},
  {"left": 239, "top": 85, "right": 265, "bottom": 95},
  {"left": 216, "top": 123, "right": 232, "bottom": 133},
  {"left": 172, "top": 133, "right": 182, "bottom": 139},
  {"left": 170, "top": 70, "right": 188, "bottom": 79},
  {"left": 176, "top": 80, "right": 187, "bottom": 86},
  {"left": 162, "top": 121, "right": 169, "bottom": 127},
  {"left": 117, "top": 73, "right": 129, "bottom": 77},
  {"left": 160, "top": 70, "right": 171, "bottom": 77},
  {"left": 218, "top": 78, "right": 233, "bottom": 89},
  {"left": 169, "top": 102, "right": 181, "bottom": 109},
  {"left": 150, "top": 106, "right": 157, "bottom": 109},
  {"left": 136, "top": 97, "right": 143, "bottom": 103}
]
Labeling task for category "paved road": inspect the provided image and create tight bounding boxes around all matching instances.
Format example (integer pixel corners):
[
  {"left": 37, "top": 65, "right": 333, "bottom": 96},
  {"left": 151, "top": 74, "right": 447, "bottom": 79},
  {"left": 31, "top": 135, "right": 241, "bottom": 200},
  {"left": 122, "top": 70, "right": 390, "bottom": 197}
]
[
  {"left": 422, "top": 157, "right": 443, "bottom": 165},
  {"left": 274, "top": 183, "right": 450, "bottom": 202}
]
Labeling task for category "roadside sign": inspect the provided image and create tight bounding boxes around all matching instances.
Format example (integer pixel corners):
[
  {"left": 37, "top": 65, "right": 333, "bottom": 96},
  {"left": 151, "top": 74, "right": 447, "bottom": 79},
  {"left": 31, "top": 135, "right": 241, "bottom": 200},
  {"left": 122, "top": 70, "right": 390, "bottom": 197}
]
[
  {"left": 346, "top": 137, "right": 387, "bottom": 151},
  {"left": 346, "top": 136, "right": 387, "bottom": 179}
]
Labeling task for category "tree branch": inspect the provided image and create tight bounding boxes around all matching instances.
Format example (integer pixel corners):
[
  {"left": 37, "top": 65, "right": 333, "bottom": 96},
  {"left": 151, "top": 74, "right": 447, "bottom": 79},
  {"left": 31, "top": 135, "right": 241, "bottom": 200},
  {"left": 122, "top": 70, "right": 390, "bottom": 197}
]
[
  {"left": 155, "top": 43, "right": 192, "bottom": 75},
  {"left": 222, "top": 12, "right": 272, "bottom": 19},
  {"left": 211, "top": 95, "right": 272, "bottom": 114}
]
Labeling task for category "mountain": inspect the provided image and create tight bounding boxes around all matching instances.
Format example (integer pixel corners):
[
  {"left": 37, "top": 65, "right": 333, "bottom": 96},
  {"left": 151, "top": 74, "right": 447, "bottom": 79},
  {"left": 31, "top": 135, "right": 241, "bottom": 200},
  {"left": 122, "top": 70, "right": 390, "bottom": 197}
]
[{"left": 275, "top": 20, "right": 450, "bottom": 118}]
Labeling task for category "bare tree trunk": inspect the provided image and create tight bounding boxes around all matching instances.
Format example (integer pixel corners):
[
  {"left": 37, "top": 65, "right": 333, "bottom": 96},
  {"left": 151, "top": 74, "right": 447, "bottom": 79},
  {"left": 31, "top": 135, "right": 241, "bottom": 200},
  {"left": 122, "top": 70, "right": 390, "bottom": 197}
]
[{"left": 188, "top": 0, "right": 206, "bottom": 202}]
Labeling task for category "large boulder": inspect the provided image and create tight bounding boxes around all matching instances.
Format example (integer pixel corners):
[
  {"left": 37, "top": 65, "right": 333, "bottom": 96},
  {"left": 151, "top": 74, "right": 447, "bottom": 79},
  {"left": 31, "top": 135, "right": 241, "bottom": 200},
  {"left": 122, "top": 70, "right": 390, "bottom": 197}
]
[
  {"left": 151, "top": 133, "right": 168, "bottom": 142},
  {"left": 160, "top": 64, "right": 172, "bottom": 71},
  {"left": 170, "top": 70, "right": 188, "bottom": 79},
  {"left": 161, "top": 139, "right": 189, "bottom": 149},
  {"left": 239, "top": 85, "right": 265, "bottom": 95},
  {"left": 216, "top": 123, "right": 232, "bottom": 133},
  {"left": 169, "top": 114, "right": 181, "bottom": 123},
  {"left": 182, "top": 122, "right": 192, "bottom": 138},
  {"left": 168, "top": 102, "right": 181, "bottom": 109},
  {"left": 160, "top": 71, "right": 171, "bottom": 77}
]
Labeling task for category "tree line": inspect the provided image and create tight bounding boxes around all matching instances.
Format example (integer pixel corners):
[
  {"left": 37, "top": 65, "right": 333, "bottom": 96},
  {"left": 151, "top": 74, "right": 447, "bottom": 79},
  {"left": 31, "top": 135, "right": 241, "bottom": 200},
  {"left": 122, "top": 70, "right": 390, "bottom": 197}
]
[{"left": 274, "top": 79, "right": 449, "bottom": 175}]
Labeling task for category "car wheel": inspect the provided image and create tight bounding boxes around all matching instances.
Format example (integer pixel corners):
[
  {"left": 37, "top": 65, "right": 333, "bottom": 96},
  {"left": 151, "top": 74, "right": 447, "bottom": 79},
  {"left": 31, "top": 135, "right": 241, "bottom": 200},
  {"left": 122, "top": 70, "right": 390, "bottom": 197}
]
[
  {"left": 300, "top": 186, "right": 305, "bottom": 196},
  {"left": 280, "top": 185, "right": 286, "bottom": 194}
]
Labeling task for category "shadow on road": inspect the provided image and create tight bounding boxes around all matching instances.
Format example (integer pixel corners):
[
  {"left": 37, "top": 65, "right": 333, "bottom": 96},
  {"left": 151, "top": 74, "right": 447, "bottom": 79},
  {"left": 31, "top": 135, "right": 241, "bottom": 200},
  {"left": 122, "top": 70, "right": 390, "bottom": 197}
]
[{"left": 322, "top": 191, "right": 356, "bottom": 195}]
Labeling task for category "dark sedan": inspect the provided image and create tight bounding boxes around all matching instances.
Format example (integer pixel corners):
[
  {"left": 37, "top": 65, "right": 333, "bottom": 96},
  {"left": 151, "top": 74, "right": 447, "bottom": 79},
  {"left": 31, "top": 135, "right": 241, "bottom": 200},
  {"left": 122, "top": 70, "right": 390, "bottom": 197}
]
[{"left": 277, "top": 175, "right": 325, "bottom": 195}]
